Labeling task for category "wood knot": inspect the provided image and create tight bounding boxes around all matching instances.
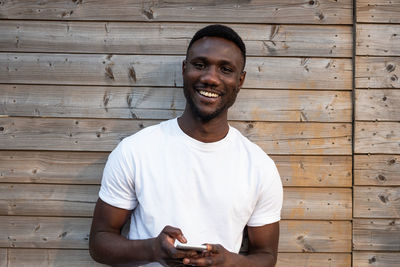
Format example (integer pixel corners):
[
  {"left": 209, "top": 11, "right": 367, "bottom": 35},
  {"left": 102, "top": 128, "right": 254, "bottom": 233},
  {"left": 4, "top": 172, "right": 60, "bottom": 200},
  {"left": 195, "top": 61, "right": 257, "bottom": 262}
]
[
  {"left": 390, "top": 74, "right": 398, "bottom": 82},
  {"left": 382, "top": 96, "right": 387, "bottom": 101},
  {"left": 378, "top": 194, "right": 388, "bottom": 203},
  {"left": 388, "top": 158, "right": 397, "bottom": 165},
  {"left": 386, "top": 64, "right": 396, "bottom": 73},
  {"left": 368, "top": 256, "right": 376, "bottom": 264}
]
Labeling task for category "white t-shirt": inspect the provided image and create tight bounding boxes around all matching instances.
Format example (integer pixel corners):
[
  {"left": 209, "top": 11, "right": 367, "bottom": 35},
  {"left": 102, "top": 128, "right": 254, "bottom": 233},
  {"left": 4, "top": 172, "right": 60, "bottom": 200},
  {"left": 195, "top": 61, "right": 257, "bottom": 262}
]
[{"left": 99, "top": 118, "right": 283, "bottom": 256}]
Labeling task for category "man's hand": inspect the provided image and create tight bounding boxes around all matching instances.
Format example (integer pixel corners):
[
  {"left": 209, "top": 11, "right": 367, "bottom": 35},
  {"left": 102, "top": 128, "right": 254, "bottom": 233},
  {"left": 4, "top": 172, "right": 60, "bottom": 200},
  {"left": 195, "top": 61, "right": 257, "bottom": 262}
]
[
  {"left": 153, "top": 226, "right": 198, "bottom": 266},
  {"left": 182, "top": 244, "right": 236, "bottom": 267}
]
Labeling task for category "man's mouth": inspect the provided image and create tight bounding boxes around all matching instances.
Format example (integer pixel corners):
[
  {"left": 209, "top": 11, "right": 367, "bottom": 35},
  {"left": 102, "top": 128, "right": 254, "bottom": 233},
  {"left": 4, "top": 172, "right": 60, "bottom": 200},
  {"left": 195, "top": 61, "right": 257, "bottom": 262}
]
[{"left": 198, "top": 90, "right": 219, "bottom": 98}]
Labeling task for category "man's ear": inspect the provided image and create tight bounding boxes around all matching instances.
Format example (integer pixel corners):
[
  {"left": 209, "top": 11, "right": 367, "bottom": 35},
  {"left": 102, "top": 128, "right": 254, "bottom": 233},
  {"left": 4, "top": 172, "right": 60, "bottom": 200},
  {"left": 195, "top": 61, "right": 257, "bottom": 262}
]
[
  {"left": 238, "top": 71, "right": 246, "bottom": 90},
  {"left": 182, "top": 60, "right": 187, "bottom": 75}
]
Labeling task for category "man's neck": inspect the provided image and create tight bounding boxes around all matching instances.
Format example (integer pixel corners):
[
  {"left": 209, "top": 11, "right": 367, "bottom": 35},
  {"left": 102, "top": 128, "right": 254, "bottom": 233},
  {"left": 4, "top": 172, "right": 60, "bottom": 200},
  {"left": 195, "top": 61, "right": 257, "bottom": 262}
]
[{"left": 177, "top": 110, "right": 229, "bottom": 143}]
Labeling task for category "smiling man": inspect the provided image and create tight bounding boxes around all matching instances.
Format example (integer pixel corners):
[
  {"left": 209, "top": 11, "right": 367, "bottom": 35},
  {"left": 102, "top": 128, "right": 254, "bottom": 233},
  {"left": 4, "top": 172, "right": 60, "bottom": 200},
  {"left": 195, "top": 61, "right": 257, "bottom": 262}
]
[{"left": 89, "top": 25, "right": 283, "bottom": 267}]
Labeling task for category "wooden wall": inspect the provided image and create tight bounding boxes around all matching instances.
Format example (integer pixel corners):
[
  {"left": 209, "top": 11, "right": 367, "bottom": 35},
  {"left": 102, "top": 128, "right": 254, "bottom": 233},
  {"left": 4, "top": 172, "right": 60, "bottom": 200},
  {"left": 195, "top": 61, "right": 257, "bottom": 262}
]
[
  {"left": 354, "top": 1, "right": 400, "bottom": 266},
  {"left": 0, "top": 1, "right": 354, "bottom": 266}
]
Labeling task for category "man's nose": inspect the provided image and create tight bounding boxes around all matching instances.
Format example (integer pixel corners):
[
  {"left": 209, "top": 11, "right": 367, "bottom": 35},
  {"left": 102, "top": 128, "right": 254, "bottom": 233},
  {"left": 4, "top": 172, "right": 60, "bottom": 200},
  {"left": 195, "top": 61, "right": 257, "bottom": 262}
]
[{"left": 200, "top": 66, "right": 220, "bottom": 86}]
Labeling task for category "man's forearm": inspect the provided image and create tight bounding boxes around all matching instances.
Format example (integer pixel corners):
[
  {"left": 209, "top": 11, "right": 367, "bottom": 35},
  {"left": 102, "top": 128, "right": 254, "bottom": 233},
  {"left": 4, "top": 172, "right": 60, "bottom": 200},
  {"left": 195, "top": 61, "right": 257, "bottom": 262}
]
[{"left": 89, "top": 231, "right": 156, "bottom": 266}]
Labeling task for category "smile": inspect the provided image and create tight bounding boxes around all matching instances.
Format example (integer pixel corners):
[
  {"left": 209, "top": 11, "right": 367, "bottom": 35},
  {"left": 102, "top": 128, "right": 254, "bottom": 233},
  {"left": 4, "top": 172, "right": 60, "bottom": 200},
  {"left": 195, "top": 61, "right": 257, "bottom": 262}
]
[{"left": 198, "top": 90, "right": 219, "bottom": 98}]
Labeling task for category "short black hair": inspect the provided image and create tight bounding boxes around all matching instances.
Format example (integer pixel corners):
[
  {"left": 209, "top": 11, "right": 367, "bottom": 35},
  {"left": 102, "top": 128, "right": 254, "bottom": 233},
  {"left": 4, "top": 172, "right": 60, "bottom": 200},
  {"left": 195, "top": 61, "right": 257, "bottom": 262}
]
[{"left": 187, "top": 24, "right": 246, "bottom": 69}]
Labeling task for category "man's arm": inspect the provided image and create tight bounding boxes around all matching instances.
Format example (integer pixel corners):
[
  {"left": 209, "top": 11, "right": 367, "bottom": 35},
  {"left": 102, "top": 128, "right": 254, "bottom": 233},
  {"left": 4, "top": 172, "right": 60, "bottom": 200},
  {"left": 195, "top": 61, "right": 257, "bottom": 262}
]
[
  {"left": 89, "top": 198, "right": 195, "bottom": 266},
  {"left": 183, "top": 222, "right": 279, "bottom": 267}
]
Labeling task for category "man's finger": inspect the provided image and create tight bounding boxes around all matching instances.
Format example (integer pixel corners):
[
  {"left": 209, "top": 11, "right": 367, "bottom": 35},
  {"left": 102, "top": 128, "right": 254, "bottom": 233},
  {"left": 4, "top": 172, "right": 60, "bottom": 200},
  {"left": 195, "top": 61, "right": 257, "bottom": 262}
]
[{"left": 162, "top": 225, "right": 187, "bottom": 243}]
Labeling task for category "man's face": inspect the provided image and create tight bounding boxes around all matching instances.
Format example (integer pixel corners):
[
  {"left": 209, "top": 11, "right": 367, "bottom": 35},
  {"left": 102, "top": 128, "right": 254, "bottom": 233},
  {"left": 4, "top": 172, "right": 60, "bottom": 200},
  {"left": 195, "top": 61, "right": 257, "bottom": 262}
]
[{"left": 182, "top": 37, "right": 246, "bottom": 122}]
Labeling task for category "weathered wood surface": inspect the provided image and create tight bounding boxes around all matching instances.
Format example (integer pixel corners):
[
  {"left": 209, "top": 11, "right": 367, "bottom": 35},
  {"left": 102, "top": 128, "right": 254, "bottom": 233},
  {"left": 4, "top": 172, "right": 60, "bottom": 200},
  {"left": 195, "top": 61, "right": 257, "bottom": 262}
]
[
  {"left": 6, "top": 249, "right": 106, "bottom": 266},
  {"left": 1, "top": 249, "right": 351, "bottom": 267},
  {"left": 357, "top": 0, "right": 400, "bottom": 23},
  {"left": 355, "top": 155, "right": 400, "bottom": 186},
  {"left": 0, "top": 249, "right": 5, "bottom": 267},
  {"left": 0, "top": 84, "right": 352, "bottom": 122},
  {"left": 0, "top": 53, "right": 352, "bottom": 90},
  {"left": 356, "top": 89, "right": 400, "bottom": 121},
  {"left": 354, "top": 186, "right": 400, "bottom": 218},
  {"left": 282, "top": 188, "right": 352, "bottom": 220},
  {"left": 0, "top": 151, "right": 352, "bottom": 187},
  {"left": 353, "top": 252, "right": 400, "bottom": 267},
  {"left": 0, "top": 216, "right": 351, "bottom": 252},
  {"left": 356, "top": 24, "right": 400, "bottom": 56},
  {"left": 0, "top": 21, "right": 353, "bottom": 57},
  {"left": 0, "top": 118, "right": 352, "bottom": 154},
  {"left": 355, "top": 122, "right": 400, "bottom": 154},
  {"left": 353, "top": 219, "right": 400, "bottom": 251},
  {"left": 0, "top": 184, "right": 351, "bottom": 220},
  {"left": 280, "top": 220, "right": 352, "bottom": 252},
  {"left": 0, "top": 0, "right": 353, "bottom": 24},
  {"left": 274, "top": 155, "right": 352, "bottom": 187},
  {"left": 356, "top": 57, "right": 400, "bottom": 88}
]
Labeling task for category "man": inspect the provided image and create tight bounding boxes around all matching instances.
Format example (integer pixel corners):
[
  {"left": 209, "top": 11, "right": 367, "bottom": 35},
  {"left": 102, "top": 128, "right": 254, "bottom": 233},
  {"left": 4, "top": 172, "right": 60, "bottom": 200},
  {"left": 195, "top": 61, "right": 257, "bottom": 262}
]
[{"left": 89, "top": 24, "right": 283, "bottom": 267}]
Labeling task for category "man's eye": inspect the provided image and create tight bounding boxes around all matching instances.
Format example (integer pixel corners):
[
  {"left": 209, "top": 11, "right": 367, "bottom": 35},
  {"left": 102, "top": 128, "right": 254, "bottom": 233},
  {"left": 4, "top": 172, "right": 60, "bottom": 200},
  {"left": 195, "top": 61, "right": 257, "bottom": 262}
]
[
  {"left": 221, "top": 66, "right": 233, "bottom": 74},
  {"left": 193, "top": 62, "right": 205, "bottom": 69}
]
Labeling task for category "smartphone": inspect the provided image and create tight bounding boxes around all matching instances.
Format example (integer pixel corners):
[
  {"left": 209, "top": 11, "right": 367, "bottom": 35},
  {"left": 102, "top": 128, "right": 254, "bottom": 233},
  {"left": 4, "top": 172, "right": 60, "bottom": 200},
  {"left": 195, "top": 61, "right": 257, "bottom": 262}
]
[{"left": 175, "top": 243, "right": 208, "bottom": 252}]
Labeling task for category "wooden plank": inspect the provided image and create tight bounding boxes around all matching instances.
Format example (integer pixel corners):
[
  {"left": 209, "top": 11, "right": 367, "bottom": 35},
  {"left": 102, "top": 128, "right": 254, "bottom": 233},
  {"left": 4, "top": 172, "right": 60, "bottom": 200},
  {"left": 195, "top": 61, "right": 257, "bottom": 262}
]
[
  {"left": 355, "top": 155, "right": 400, "bottom": 186},
  {"left": 0, "top": 85, "right": 352, "bottom": 122},
  {"left": 0, "top": 151, "right": 351, "bottom": 187},
  {"left": 356, "top": 24, "right": 400, "bottom": 56},
  {"left": 0, "top": 53, "right": 352, "bottom": 90},
  {"left": 0, "top": 216, "right": 351, "bottom": 252},
  {"left": 0, "top": 216, "right": 91, "bottom": 249},
  {"left": 355, "top": 122, "right": 400, "bottom": 154},
  {"left": 5, "top": 249, "right": 351, "bottom": 267},
  {"left": 0, "top": 184, "right": 98, "bottom": 217},
  {"left": 0, "top": 184, "right": 351, "bottom": 220},
  {"left": 273, "top": 155, "right": 352, "bottom": 187},
  {"left": 0, "top": 0, "right": 352, "bottom": 24},
  {"left": 353, "top": 219, "right": 400, "bottom": 251},
  {"left": 277, "top": 253, "right": 351, "bottom": 267},
  {"left": 356, "top": 89, "right": 400, "bottom": 121},
  {"left": 0, "top": 21, "right": 352, "bottom": 57},
  {"left": 357, "top": 0, "right": 400, "bottom": 23},
  {"left": 0, "top": 151, "right": 106, "bottom": 185},
  {"left": 282, "top": 188, "right": 352, "bottom": 220},
  {"left": 0, "top": 118, "right": 352, "bottom": 154},
  {"left": 354, "top": 186, "right": 400, "bottom": 218},
  {"left": 356, "top": 57, "right": 400, "bottom": 88},
  {"left": 279, "top": 220, "right": 352, "bottom": 252},
  {"left": 353, "top": 252, "right": 400, "bottom": 267},
  {"left": 7, "top": 249, "right": 106, "bottom": 267}
]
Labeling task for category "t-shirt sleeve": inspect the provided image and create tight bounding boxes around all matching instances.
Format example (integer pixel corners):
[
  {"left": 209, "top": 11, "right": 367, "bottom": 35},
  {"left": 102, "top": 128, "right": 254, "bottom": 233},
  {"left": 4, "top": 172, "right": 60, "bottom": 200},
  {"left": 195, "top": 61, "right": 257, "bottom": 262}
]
[
  {"left": 99, "top": 140, "right": 138, "bottom": 210},
  {"left": 247, "top": 159, "right": 283, "bottom": 226}
]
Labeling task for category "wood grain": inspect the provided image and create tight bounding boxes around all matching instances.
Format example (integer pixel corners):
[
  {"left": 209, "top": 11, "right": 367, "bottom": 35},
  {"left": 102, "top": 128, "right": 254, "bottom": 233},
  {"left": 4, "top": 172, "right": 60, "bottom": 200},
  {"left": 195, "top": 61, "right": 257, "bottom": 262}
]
[
  {"left": 282, "top": 188, "right": 352, "bottom": 220},
  {"left": 273, "top": 155, "right": 352, "bottom": 187},
  {"left": 0, "top": 21, "right": 352, "bottom": 57},
  {"left": 353, "top": 219, "right": 400, "bottom": 251},
  {"left": 0, "top": 53, "right": 352, "bottom": 90},
  {"left": 0, "top": 217, "right": 351, "bottom": 252},
  {"left": 277, "top": 253, "right": 351, "bottom": 267},
  {"left": 354, "top": 186, "right": 400, "bottom": 218},
  {"left": 0, "top": 151, "right": 352, "bottom": 187},
  {"left": 0, "top": 118, "right": 352, "bottom": 154},
  {"left": 355, "top": 155, "right": 400, "bottom": 186},
  {"left": 0, "top": 84, "right": 352, "bottom": 122},
  {"left": 357, "top": 0, "right": 400, "bottom": 23},
  {"left": 0, "top": 0, "right": 353, "bottom": 24},
  {"left": 279, "top": 220, "right": 352, "bottom": 252},
  {"left": 356, "top": 89, "right": 400, "bottom": 121},
  {"left": 0, "top": 184, "right": 351, "bottom": 220},
  {"left": 355, "top": 122, "right": 400, "bottom": 154},
  {"left": 356, "top": 24, "right": 400, "bottom": 56},
  {"left": 0, "top": 249, "right": 6, "bottom": 267},
  {"left": 356, "top": 57, "right": 400, "bottom": 88},
  {"left": 353, "top": 252, "right": 400, "bottom": 267}
]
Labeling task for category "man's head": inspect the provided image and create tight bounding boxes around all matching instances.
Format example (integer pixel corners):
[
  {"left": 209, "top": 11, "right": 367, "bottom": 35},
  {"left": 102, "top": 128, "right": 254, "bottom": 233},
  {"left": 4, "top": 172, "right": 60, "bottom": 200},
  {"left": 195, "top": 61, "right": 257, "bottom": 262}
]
[
  {"left": 182, "top": 25, "right": 247, "bottom": 122},
  {"left": 186, "top": 24, "right": 246, "bottom": 71}
]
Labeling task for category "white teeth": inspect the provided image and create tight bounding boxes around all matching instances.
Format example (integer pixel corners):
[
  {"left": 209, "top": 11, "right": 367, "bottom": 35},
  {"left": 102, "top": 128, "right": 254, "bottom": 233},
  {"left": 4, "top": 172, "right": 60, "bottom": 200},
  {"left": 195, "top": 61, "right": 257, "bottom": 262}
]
[{"left": 199, "top": 90, "right": 219, "bottom": 98}]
